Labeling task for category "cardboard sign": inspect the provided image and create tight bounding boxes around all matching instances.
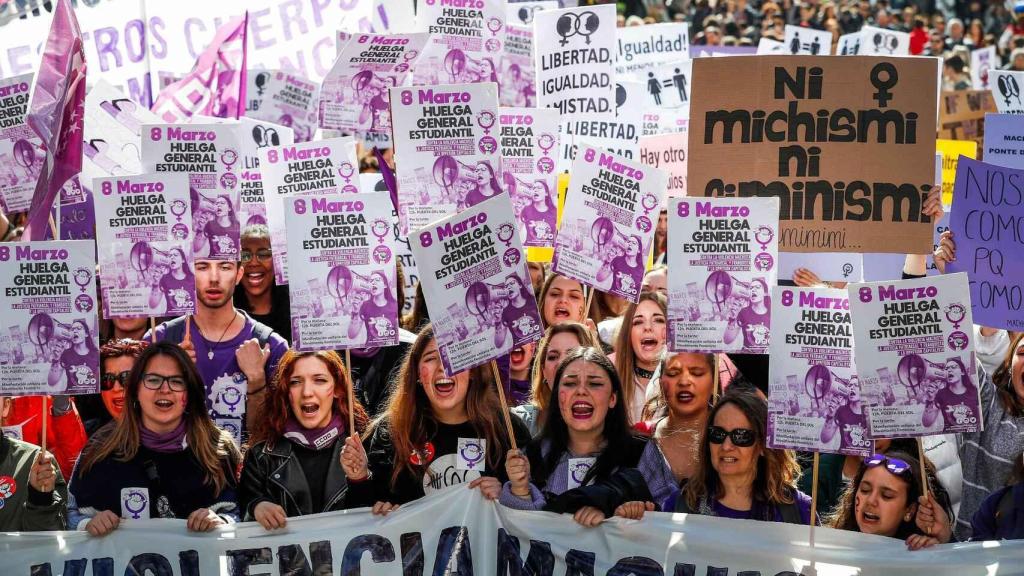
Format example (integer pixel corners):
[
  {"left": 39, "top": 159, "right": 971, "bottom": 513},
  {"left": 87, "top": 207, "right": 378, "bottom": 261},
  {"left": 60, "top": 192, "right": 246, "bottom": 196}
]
[
  {"left": 688, "top": 56, "right": 939, "bottom": 254},
  {"left": 552, "top": 144, "right": 667, "bottom": 303},
  {"left": 939, "top": 89, "right": 996, "bottom": 149},
  {"left": 285, "top": 192, "right": 399, "bottom": 351},
  {"left": 500, "top": 24, "right": 538, "bottom": 107},
  {"left": 414, "top": 0, "right": 505, "bottom": 86},
  {"left": 499, "top": 107, "right": 560, "bottom": 247},
  {"left": 0, "top": 72, "right": 39, "bottom": 213},
  {"left": 783, "top": 25, "right": 832, "bottom": 55},
  {"left": 615, "top": 23, "right": 690, "bottom": 80},
  {"left": 410, "top": 193, "right": 543, "bottom": 376},
  {"left": 640, "top": 133, "right": 688, "bottom": 203},
  {"left": 778, "top": 251, "right": 863, "bottom": 283},
  {"left": 971, "top": 46, "right": 997, "bottom": 91},
  {"left": 936, "top": 139, "right": 977, "bottom": 204},
  {"left": 991, "top": 70, "right": 1024, "bottom": 115},
  {"left": 983, "top": 113, "right": 1024, "bottom": 169},
  {"left": 0, "top": 241, "right": 99, "bottom": 396},
  {"left": 667, "top": 197, "right": 779, "bottom": 354},
  {"left": 534, "top": 4, "right": 616, "bottom": 120},
  {"left": 767, "top": 286, "right": 869, "bottom": 456},
  {"left": 389, "top": 82, "right": 501, "bottom": 235},
  {"left": 947, "top": 157, "right": 1024, "bottom": 330}
]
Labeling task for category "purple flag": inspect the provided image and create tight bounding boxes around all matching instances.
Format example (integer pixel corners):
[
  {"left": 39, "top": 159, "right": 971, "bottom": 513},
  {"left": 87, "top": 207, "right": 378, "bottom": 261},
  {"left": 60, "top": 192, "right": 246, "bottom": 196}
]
[
  {"left": 373, "top": 147, "right": 398, "bottom": 211},
  {"left": 23, "top": 0, "right": 87, "bottom": 242},
  {"left": 151, "top": 14, "right": 248, "bottom": 123}
]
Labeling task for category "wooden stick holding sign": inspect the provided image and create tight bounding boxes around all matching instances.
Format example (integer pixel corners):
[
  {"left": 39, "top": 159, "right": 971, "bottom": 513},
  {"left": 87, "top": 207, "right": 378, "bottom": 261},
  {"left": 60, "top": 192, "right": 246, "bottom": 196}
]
[
  {"left": 916, "top": 437, "right": 930, "bottom": 501},
  {"left": 39, "top": 396, "right": 47, "bottom": 454},
  {"left": 345, "top": 349, "right": 355, "bottom": 435},
  {"left": 150, "top": 318, "right": 157, "bottom": 344},
  {"left": 490, "top": 360, "right": 518, "bottom": 451},
  {"left": 810, "top": 452, "right": 820, "bottom": 546}
]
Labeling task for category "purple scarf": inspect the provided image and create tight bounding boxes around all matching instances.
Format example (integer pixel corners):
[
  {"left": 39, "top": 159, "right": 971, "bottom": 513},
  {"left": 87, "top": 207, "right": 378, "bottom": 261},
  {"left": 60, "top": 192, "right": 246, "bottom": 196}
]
[
  {"left": 140, "top": 420, "right": 188, "bottom": 453},
  {"left": 283, "top": 412, "right": 346, "bottom": 450}
]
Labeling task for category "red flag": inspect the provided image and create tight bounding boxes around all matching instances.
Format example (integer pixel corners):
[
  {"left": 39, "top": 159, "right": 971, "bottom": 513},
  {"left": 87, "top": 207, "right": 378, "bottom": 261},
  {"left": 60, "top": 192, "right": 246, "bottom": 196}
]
[
  {"left": 23, "top": 0, "right": 87, "bottom": 241},
  {"left": 151, "top": 14, "right": 248, "bottom": 123}
]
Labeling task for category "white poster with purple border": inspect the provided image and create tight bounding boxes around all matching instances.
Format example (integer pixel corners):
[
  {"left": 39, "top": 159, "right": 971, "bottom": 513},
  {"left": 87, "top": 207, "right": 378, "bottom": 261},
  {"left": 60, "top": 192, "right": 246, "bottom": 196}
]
[
  {"left": 0, "top": 72, "right": 40, "bottom": 214},
  {"left": 389, "top": 82, "right": 501, "bottom": 236},
  {"left": 94, "top": 173, "right": 195, "bottom": 319},
  {"left": 499, "top": 107, "right": 559, "bottom": 247},
  {"left": 319, "top": 32, "right": 430, "bottom": 134},
  {"left": 0, "top": 241, "right": 99, "bottom": 397},
  {"left": 140, "top": 123, "right": 244, "bottom": 261},
  {"left": 666, "top": 197, "right": 779, "bottom": 354},
  {"left": 552, "top": 144, "right": 667, "bottom": 303},
  {"left": 285, "top": 192, "right": 399, "bottom": 351},
  {"left": 258, "top": 137, "right": 361, "bottom": 286},
  {"left": 410, "top": 193, "right": 543, "bottom": 376},
  {"left": 246, "top": 71, "right": 319, "bottom": 143},
  {"left": 534, "top": 4, "right": 616, "bottom": 120},
  {"left": 848, "top": 273, "right": 983, "bottom": 438},
  {"left": 414, "top": 0, "right": 505, "bottom": 86},
  {"left": 767, "top": 286, "right": 870, "bottom": 457}
]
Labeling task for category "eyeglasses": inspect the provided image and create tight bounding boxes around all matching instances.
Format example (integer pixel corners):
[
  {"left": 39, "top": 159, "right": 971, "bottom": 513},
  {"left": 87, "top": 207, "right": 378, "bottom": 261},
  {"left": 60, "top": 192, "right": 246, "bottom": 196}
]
[
  {"left": 864, "top": 454, "right": 912, "bottom": 477},
  {"left": 141, "top": 373, "right": 187, "bottom": 392},
  {"left": 240, "top": 249, "right": 273, "bottom": 263},
  {"left": 100, "top": 370, "right": 130, "bottom": 391},
  {"left": 707, "top": 426, "right": 756, "bottom": 447}
]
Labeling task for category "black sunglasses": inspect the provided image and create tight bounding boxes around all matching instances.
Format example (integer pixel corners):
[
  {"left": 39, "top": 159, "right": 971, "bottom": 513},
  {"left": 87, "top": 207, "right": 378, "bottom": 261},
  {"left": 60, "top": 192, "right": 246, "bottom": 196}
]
[
  {"left": 707, "top": 425, "right": 757, "bottom": 447},
  {"left": 100, "top": 370, "right": 130, "bottom": 391}
]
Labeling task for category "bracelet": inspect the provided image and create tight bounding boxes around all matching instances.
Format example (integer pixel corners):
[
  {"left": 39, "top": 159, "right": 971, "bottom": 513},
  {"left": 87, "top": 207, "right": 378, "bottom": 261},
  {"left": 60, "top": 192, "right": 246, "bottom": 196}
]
[{"left": 511, "top": 487, "right": 531, "bottom": 498}]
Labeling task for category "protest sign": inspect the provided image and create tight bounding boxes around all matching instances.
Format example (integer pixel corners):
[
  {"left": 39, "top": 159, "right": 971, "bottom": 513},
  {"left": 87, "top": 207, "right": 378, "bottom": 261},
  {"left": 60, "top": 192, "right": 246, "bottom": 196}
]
[
  {"left": 768, "top": 286, "right": 869, "bottom": 456},
  {"left": 11, "top": 486, "right": 1024, "bottom": 576},
  {"left": 258, "top": 136, "right": 360, "bottom": 285},
  {"left": 936, "top": 139, "right": 977, "bottom": 204},
  {"left": 235, "top": 117, "right": 295, "bottom": 231},
  {"left": 641, "top": 109, "right": 688, "bottom": 136},
  {"left": 558, "top": 80, "right": 643, "bottom": 171},
  {"left": 778, "top": 251, "right": 863, "bottom": 283},
  {"left": 552, "top": 144, "right": 667, "bottom": 303},
  {"left": 640, "top": 132, "right": 687, "bottom": 203},
  {"left": 360, "top": 172, "right": 419, "bottom": 316},
  {"left": 245, "top": 70, "right": 318, "bottom": 142},
  {"left": 410, "top": 193, "right": 543, "bottom": 376},
  {"left": 94, "top": 173, "right": 195, "bottom": 318},
  {"left": 991, "top": 70, "right": 1024, "bottom": 115},
  {"left": 666, "top": 197, "right": 779, "bottom": 354},
  {"left": 757, "top": 37, "right": 786, "bottom": 55},
  {"left": 856, "top": 26, "right": 910, "bottom": 55},
  {"left": 499, "top": 107, "right": 560, "bottom": 247},
  {"left": 947, "top": 156, "right": 1024, "bottom": 330},
  {"left": 413, "top": 0, "right": 505, "bottom": 86},
  {"left": 983, "top": 113, "right": 1024, "bottom": 169},
  {"left": 971, "top": 46, "right": 997, "bottom": 91},
  {"left": 688, "top": 56, "right": 939, "bottom": 254},
  {"left": 285, "top": 192, "right": 398, "bottom": 350},
  {"left": 690, "top": 45, "right": 757, "bottom": 57},
  {"left": 58, "top": 176, "right": 96, "bottom": 242},
  {"left": 82, "top": 80, "right": 160, "bottom": 181},
  {"left": 836, "top": 32, "right": 861, "bottom": 55},
  {"left": 500, "top": 24, "right": 538, "bottom": 107},
  {"left": 783, "top": 25, "right": 832, "bottom": 55},
  {"left": 534, "top": 4, "right": 616, "bottom": 120},
  {"left": 507, "top": 1, "right": 558, "bottom": 26},
  {"left": 0, "top": 240, "right": 98, "bottom": 396},
  {"left": 318, "top": 32, "right": 429, "bottom": 134},
  {"left": 849, "top": 273, "right": 981, "bottom": 438},
  {"left": 389, "top": 82, "right": 501, "bottom": 235},
  {"left": 141, "top": 122, "right": 244, "bottom": 260},
  {"left": 615, "top": 22, "right": 689, "bottom": 80},
  {"left": 643, "top": 60, "right": 692, "bottom": 111},
  {"left": 940, "top": 89, "right": 997, "bottom": 149},
  {"left": 0, "top": 72, "right": 37, "bottom": 213}
]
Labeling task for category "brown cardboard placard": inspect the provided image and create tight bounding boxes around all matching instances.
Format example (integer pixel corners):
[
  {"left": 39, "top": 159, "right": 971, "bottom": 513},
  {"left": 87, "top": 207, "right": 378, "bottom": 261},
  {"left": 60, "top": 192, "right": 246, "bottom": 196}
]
[{"left": 938, "top": 90, "right": 996, "bottom": 154}]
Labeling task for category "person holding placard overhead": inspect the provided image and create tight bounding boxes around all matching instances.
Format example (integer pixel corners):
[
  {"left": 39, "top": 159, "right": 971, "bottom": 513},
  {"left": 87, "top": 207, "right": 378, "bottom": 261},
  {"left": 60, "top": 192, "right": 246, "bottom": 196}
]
[
  {"left": 238, "top": 350, "right": 378, "bottom": 529},
  {"left": 358, "top": 325, "right": 531, "bottom": 510},
  {"left": 501, "top": 347, "right": 673, "bottom": 526},
  {"left": 610, "top": 292, "right": 668, "bottom": 424}
]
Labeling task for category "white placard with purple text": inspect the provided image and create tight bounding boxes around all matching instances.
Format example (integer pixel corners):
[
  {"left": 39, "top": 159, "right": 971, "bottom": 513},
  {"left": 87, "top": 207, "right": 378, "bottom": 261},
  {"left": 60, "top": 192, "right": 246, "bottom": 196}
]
[
  {"left": 258, "top": 137, "right": 360, "bottom": 285},
  {"left": 849, "top": 273, "right": 983, "bottom": 438},
  {"left": 667, "top": 196, "right": 779, "bottom": 354},
  {"left": 94, "top": 173, "right": 195, "bottom": 319},
  {"left": 552, "top": 144, "right": 667, "bottom": 303},
  {"left": 534, "top": 4, "right": 617, "bottom": 120},
  {"left": 141, "top": 123, "right": 244, "bottom": 261},
  {"left": 0, "top": 72, "right": 39, "bottom": 214},
  {"left": 319, "top": 33, "right": 430, "bottom": 134},
  {"left": 389, "top": 82, "right": 501, "bottom": 236},
  {"left": 414, "top": 0, "right": 505, "bottom": 86},
  {"left": 499, "top": 107, "right": 560, "bottom": 247},
  {"left": 247, "top": 71, "right": 319, "bottom": 143},
  {"left": 410, "top": 193, "right": 543, "bottom": 376},
  {"left": 285, "top": 192, "right": 399, "bottom": 351},
  {"left": 767, "top": 286, "right": 870, "bottom": 456},
  {"left": 500, "top": 24, "right": 538, "bottom": 108},
  {"left": 0, "top": 241, "right": 99, "bottom": 397}
]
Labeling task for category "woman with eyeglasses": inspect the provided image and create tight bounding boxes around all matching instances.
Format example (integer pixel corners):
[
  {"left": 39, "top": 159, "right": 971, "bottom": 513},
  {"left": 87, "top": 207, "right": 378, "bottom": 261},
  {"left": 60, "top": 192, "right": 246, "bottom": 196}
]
[
  {"left": 68, "top": 342, "right": 241, "bottom": 534},
  {"left": 830, "top": 450, "right": 952, "bottom": 549},
  {"left": 512, "top": 323, "right": 597, "bottom": 436},
  {"left": 501, "top": 347, "right": 673, "bottom": 527},
  {"left": 663, "top": 388, "right": 812, "bottom": 524},
  {"left": 234, "top": 225, "right": 291, "bottom": 343}
]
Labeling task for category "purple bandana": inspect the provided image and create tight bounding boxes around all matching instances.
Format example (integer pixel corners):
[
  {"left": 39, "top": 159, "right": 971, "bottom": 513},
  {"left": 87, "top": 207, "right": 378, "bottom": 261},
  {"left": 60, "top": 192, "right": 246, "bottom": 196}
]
[
  {"left": 283, "top": 411, "right": 346, "bottom": 451},
  {"left": 139, "top": 420, "right": 188, "bottom": 453}
]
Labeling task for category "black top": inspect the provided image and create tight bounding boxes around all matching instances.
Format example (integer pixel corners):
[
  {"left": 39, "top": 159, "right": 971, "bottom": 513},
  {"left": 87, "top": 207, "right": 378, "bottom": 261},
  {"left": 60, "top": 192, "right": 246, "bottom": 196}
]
[
  {"left": 234, "top": 284, "right": 292, "bottom": 344},
  {"left": 291, "top": 444, "right": 333, "bottom": 513},
  {"left": 349, "top": 342, "right": 410, "bottom": 418}
]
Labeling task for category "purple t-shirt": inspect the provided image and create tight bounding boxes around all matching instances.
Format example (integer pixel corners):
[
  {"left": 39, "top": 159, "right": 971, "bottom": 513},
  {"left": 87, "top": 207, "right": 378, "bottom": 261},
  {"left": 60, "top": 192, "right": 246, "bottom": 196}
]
[
  {"left": 934, "top": 385, "right": 980, "bottom": 429},
  {"left": 159, "top": 272, "right": 195, "bottom": 315},
  {"left": 610, "top": 255, "right": 642, "bottom": 299},
  {"left": 834, "top": 403, "right": 870, "bottom": 453},
  {"left": 521, "top": 204, "right": 555, "bottom": 245},
  {"left": 203, "top": 219, "right": 240, "bottom": 259},
  {"left": 60, "top": 347, "right": 98, "bottom": 394},
  {"left": 736, "top": 305, "right": 770, "bottom": 350},
  {"left": 501, "top": 298, "right": 543, "bottom": 342},
  {"left": 146, "top": 312, "right": 288, "bottom": 442},
  {"left": 359, "top": 298, "right": 398, "bottom": 347},
  {"left": 711, "top": 492, "right": 814, "bottom": 524},
  {"left": 506, "top": 378, "right": 531, "bottom": 407}
]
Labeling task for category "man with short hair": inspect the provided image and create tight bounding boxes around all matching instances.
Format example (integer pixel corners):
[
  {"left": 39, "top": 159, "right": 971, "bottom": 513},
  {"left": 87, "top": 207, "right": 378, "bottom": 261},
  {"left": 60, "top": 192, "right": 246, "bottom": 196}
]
[{"left": 0, "top": 396, "right": 66, "bottom": 531}]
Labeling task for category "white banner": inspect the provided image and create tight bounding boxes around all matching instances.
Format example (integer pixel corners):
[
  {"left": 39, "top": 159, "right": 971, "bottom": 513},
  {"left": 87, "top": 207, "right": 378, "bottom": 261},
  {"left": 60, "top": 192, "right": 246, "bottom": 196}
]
[
  {"left": 534, "top": 4, "right": 616, "bottom": 120},
  {"left": 5, "top": 487, "right": 1024, "bottom": 576}
]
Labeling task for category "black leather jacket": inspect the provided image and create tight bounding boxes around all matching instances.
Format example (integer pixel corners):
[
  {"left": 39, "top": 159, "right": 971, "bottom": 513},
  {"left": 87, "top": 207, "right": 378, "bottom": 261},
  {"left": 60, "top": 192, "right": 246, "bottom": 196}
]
[{"left": 239, "top": 439, "right": 374, "bottom": 520}]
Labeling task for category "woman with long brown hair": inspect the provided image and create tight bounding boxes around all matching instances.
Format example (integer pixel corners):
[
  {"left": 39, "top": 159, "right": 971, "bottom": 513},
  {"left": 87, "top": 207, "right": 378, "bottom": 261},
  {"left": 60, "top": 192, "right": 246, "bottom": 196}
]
[
  {"left": 538, "top": 274, "right": 588, "bottom": 327},
  {"left": 611, "top": 292, "right": 667, "bottom": 424},
  {"left": 512, "top": 322, "right": 597, "bottom": 435},
  {"left": 239, "top": 350, "right": 373, "bottom": 530},
  {"left": 355, "top": 324, "right": 530, "bottom": 510},
  {"left": 69, "top": 342, "right": 240, "bottom": 535}
]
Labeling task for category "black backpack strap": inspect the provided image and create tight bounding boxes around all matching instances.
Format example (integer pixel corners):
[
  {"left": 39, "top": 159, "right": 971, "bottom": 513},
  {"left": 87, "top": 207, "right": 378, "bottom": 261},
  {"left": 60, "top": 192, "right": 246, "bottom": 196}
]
[
  {"left": 672, "top": 479, "right": 692, "bottom": 513},
  {"left": 250, "top": 320, "right": 274, "bottom": 346}
]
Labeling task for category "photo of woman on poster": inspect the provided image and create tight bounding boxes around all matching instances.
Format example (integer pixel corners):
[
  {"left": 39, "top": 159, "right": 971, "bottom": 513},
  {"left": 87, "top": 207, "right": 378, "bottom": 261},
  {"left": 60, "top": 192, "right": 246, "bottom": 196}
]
[
  {"left": 462, "top": 161, "right": 503, "bottom": 209},
  {"left": 328, "top": 264, "right": 369, "bottom": 345},
  {"left": 494, "top": 272, "right": 542, "bottom": 348},
  {"left": 147, "top": 247, "right": 194, "bottom": 316},
  {"left": 597, "top": 233, "right": 644, "bottom": 299},
  {"left": 193, "top": 193, "right": 240, "bottom": 259},
  {"left": 352, "top": 70, "right": 389, "bottom": 132},
  {"left": 820, "top": 377, "right": 870, "bottom": 454},
  {"left": 358, "top": 270, "right": 398, "bottom": 345},
  {"left": 45, "top": 318, "right": 98, "bottom": 393},
  {"left": 724, "top": 277, "right": 770, "bottom": 351},
  {"left": 520, "top": 179, "right": 556, "bottom": 245},
  {"left": 923, "top": 356, "right": 980, "bottom": 431}
]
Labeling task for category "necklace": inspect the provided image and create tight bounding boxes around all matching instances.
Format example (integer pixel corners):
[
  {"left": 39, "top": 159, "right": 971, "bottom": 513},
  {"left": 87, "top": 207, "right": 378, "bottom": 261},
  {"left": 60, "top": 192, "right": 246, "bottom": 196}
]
[
  {"left": 197, "top": 312, "right": 239, "bottom": 360},
  {"left": 634, "top": 365, "right": 655, "bottom": 379}
]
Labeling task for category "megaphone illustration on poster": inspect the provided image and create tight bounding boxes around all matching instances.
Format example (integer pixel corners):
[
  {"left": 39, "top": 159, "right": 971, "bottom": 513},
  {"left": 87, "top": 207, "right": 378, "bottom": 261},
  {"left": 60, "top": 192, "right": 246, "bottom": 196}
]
[
  {"left": 804, "top": 364, "right": 854, "bottom": 407},
  {"left": 590, "top": 217, "right": 640, "bottom": 256},
  {"left": 896, "top": 353, "right": 946, "bottom": 396},
  {"left": 190, "top": 187, "right": 218, "bottom": 215},
  {"left": 327, "top": 265, "right": 373, "bottom": 301},
  {"left": 704, "top": 270, "right": 752, "bottom": 306},
  {"left": 130, "top": 241, "right": 174, "bottom": 272},
  {"left": 27, "top": 313, "right": 75, "bottom": 347},
  {"left": 465, "top": 280, "right": 510, "bottom": 318}
]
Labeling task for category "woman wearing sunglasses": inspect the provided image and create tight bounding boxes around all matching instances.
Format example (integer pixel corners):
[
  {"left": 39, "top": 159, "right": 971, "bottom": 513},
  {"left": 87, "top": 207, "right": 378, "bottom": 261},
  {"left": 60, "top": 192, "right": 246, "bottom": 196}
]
[
  {"left": 664, "top": 388, "right": 811, "bottom": 524},
  {"left": 830, "top": 451, "right": 952, "bottom": 549},
  {"left": 68, "top": 342, "right": 241, "bottom": 535},
  {"left": 97, "top": 339, "right": 149, "bottom": 427},
  {"left": 501, "top": 347, "right": 674, "bottom": 526}
]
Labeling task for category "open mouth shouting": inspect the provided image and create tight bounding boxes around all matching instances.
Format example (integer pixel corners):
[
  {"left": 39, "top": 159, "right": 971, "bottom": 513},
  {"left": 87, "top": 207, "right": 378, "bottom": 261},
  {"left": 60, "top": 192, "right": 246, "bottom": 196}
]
[
  {"left": 153, "top": 398, "right": 176, "bottom": 411},
  {"left": 639, "top": 337, "right": 660, "bottom": 353},
  {"left": 571, "top": 401, "right": 594, "bottom": 420},
  {"left": 433, "top": 378, "right": 456, "bottom": 397},
  {"left": 510, "top": 347, "right": 527, "bottom": 366},
  {"left": 299, "top": 402, "right": 321, "bottom": 417},
  {"left": 552, "top": 305, "right": 573, "bottom": 321},
  {"left": 675, "top": 390, "right": 695, "bottom": 405},
  {"left": 244, "top": 270, "right": 268, "bottom": 291}
]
